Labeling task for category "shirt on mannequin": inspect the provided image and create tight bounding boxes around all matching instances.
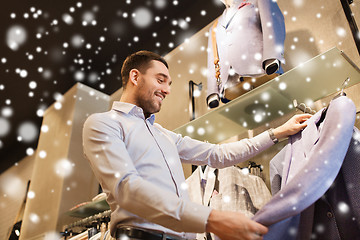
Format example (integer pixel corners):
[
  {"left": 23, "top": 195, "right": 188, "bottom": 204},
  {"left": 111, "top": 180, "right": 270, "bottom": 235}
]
[{"left": 206, "top": 0, "right": 285, "bottom": 107}]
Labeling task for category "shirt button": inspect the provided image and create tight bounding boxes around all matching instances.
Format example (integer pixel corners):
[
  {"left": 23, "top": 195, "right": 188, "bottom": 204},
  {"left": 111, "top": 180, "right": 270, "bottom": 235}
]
[{"left": 327, "top": 212, "right": 333, "bottom": 218}]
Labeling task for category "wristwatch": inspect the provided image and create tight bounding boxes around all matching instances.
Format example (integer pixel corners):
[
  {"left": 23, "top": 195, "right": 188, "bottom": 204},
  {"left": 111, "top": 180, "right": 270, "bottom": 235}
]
[{"left": 268, "top": 128, "right": 279, "bottom": 144}]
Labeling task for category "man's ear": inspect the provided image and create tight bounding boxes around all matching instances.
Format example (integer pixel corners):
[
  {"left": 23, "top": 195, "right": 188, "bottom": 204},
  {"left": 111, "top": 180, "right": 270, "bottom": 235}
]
[{"left": 129, "top": 69, "right": 140, "bottom": 86}]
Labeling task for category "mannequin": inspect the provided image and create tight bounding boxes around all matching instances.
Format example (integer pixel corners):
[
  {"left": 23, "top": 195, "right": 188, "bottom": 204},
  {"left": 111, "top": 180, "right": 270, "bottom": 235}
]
[{"left": 207, "top": 0, "right": 285, "bottom": 108}]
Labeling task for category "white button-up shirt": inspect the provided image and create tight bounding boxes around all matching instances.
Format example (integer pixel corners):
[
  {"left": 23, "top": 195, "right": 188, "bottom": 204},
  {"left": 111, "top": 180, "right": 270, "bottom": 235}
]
[{"left": 82, "top": 101, "right": 274, "bottom": 238}]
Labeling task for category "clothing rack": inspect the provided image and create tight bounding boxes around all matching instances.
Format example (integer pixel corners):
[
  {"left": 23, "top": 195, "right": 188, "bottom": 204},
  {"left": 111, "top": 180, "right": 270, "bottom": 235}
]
[
  {"left": 64, "top": 210, "right": 111, "bottom": 230},
  {"left": 61, "top": 210, "right": 111, "bottom": 239},
  {"left": 247, "top": 161, "right": 264, "bottom": 179},
  {"left": 236, "top": 162, "right": 264, "bottom": 179},
  {"left": 293, "top": 78, "right": 352, "bottom": 115},
  {"left": 248, "top": 161, "right": 263, "bottom": 172},
  {"left": 292, "top": 99, "right": 316, "bottom": 114}
]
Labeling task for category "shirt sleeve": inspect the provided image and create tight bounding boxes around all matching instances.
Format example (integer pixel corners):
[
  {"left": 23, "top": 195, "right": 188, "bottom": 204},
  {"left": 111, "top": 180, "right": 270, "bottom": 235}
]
[
  {"left": 82, "top": 114, "right": 212, "bottom": 233},
  {"left": 156, "top": 124, "right": 274, "bottom": 168}
]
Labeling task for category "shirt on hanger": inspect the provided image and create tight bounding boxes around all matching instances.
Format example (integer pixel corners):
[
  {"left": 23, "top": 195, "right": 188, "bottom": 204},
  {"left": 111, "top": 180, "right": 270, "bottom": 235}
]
[
  {"left": 253, "top": 96, "right": 360, "bottom": 239},
  {"left": 186, "top": 165, "right": 272, "bottom": 240}
]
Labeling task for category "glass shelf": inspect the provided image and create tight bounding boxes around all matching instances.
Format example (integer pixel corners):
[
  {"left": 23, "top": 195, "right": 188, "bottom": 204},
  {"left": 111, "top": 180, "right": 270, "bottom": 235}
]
[
  {"left": 66, "top": 199, "right": 110, "bottom": 218},
  {"left": 173, "top": 47, "right": 360, "bottom": 143}
]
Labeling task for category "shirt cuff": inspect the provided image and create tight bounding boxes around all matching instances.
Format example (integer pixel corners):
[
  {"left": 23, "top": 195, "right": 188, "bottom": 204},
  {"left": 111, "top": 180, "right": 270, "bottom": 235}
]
[
  {"left": 253, "top": 130, "right": 276, "bottom": 149},
  {"left": 181, "top": 201, "right": 212, "bottom": 233}
]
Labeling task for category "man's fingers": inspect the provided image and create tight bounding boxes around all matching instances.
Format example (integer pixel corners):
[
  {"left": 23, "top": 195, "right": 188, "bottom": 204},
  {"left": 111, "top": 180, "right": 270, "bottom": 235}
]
[
  {"left": 250, "top": 225, "right": 267, "bottom": 240},
  {"left": 250, "top": 221, "right": 268, "bottom": 235},
  {"left": 296, "top": 113, "right": 312, "bottom": 122},
  {"left": 251, "top": 232, "right": 264, "bottom": 240},
  {"left": 299, "top": 121, "right": 308, "bottom": 128},
  {"left": 256, "top": 224, "right": 268, "bottom": 235}
]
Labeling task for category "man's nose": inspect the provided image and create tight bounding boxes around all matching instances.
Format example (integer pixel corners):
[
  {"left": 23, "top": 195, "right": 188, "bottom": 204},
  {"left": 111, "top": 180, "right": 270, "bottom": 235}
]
[{"left": 163, "top": 84, "right": 171, "bottom": 95}]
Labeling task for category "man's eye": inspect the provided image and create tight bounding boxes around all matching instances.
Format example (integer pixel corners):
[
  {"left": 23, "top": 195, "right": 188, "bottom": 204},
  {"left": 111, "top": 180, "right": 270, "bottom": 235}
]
[{"left": 158, "top": 79, "right": 164, "bottom": 83}]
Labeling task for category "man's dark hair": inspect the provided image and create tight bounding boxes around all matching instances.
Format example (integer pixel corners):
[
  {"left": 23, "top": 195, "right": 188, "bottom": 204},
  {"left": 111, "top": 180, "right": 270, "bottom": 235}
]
[{"left": 121, "top": 50, "right": 169, "bottom": 89}]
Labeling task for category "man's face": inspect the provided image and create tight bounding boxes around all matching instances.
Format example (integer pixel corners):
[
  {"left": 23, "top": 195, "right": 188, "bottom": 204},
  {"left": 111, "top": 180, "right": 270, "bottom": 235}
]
[{"left": 134, "top": 60, "right": 171, "bottom": 117}]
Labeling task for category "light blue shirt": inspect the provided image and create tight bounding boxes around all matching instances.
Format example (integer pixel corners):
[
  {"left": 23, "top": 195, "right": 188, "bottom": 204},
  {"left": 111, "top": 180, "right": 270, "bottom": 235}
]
[{"left": 82, "top": 101, "right": 274, "bottom": 238}]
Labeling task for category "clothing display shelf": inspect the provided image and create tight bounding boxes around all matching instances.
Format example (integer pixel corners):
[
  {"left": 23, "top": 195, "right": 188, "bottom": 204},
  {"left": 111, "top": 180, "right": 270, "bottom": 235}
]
[
  {"left": 66, "top": 199, "right": 110, "bottom": 218},
  {"left": 173, "top": 47, "right": 360, "bottom": 144}
]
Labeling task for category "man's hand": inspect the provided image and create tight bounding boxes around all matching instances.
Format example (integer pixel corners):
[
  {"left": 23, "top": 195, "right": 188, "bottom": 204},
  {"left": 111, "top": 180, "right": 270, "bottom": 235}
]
[
  {"left": 206, "top": 210, "right": 268, "bottom": 240},
  {"left": 273, "top": 114, "right": 312, "bottom": 140}
]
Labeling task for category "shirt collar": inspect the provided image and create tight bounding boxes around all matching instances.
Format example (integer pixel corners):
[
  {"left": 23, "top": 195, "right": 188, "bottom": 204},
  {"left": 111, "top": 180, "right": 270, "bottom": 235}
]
[{"left": 111, "top": 101, "right": 156, "bottom": 125}]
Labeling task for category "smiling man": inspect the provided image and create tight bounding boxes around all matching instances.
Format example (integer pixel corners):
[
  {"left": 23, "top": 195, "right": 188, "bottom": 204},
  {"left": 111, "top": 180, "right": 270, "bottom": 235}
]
[
  {"left": 82, "top": 50, "right": 311, "bottom": 240},
  {"left": 121, "top": 52, "right": 171, "bottom": 118}
]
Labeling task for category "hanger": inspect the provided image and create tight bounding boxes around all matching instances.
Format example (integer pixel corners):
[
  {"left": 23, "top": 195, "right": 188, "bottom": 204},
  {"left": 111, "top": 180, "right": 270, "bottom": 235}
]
[
  {"left": 316, "top": 77, "right": 350, "bottom": 127},
  {"left": 293, "top": 99, "right": 316, "bottom": 114},
  {"left": 247, "top": 161, "right": 263, "bottom": 172}
]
